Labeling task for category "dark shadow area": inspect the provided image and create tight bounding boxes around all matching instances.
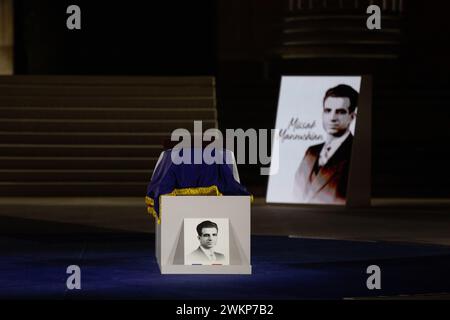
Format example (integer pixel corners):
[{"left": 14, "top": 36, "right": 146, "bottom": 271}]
[{"left": 14, "top": 0, "right": 216, "bottom": 75}]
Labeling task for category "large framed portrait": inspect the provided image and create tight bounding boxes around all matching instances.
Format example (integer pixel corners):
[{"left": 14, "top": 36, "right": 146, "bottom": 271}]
[{"left": 267, "top": 76, "right": 362, "bottom": 205}]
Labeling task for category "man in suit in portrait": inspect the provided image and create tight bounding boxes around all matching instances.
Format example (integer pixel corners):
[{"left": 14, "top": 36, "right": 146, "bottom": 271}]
[
  {"left": 293, "top": 84, "right": 359, "bottom": 204},
  {"left": 187, "top": 220, "right": 225, "bottom": 264}
]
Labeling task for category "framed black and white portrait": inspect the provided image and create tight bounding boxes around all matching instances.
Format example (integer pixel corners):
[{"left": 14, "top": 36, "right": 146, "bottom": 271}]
[
  {"left": 267, "top": 76, "right": 362, "bottom": 205},
  {"left": 184, "top": 218, "right": 230, "bottom": 266}
]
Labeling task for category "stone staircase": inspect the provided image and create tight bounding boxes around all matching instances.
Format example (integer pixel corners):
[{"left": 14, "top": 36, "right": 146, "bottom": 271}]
[{"left": 0, "top": 76, "right": 217, "bottom": 196}]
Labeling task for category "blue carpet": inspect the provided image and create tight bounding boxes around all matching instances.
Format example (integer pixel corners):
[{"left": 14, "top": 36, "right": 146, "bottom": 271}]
[{"left": 1, "top": 221, "right": 450, "bottom": 299}]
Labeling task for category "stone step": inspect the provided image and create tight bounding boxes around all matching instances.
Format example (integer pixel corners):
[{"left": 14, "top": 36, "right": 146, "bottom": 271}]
[
  {"left": 0, "top": 119, "right": 217, "bottom": 132},
  {"left": 0, "top": 157, "right": 158, "bottom": 170},
  {"left": 0, "top": 84, "right": 214, "bottom": 97},
  {"left": 279, "top": 43, "right": 400, "bottom": 59},
  {"left": 0, "top": 170, "right": 153, "bottom": 182},
  {"left": 0, "top": 96, "right": 215, "bottom": 108},
  {"left": 283, "top": 14, "right": 401, "bottom": 30},
  {"left": 0, "top": 107, "right": 216, "bottom": 120},
  {"left": 0, "top": 75, "right": 214, "bottom": 86},
  {"left": 0, "top": 182, "right": 149, "bottom": 196},
  {"left": 0, "top": 144, "right": 162, "bottom": 157},
  {"left": 0, "top": 132, "right": 171, "bottom": 145}
]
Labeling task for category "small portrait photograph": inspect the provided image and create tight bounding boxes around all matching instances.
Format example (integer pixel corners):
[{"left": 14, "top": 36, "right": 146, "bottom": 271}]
[
  {"left": 266, "top": 76, "right": 362, "bottom": 205},
  {"left": 184, "top": 218, "right": 230, "bottom": 266}
]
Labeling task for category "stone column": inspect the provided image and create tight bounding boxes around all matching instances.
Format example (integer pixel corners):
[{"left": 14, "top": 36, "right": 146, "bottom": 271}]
[{"left": 0, "top": 0, "right": 13, "bottom": 75}]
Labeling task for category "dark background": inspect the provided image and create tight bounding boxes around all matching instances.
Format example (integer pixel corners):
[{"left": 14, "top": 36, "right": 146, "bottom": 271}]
[
  {"left": 10, "top": 0, "right": 450, "bottom": 198},
  {"left": 14, "top": 0, "right": 216, "bottom": 75}
]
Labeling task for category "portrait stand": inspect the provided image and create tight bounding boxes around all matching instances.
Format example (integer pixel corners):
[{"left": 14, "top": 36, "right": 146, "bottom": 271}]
[
  {"left": 155, "top": 196, "right": 252, "bottom": 274},
  {"left": 265, "top": 75, "right": 371, "bottom": 207},
  {"left": 346, "top": 75, "right": 372, "bottom": 207}
]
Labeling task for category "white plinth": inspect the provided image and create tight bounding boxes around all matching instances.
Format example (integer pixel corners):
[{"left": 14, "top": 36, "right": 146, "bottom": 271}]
[{"left": 156, "top": 196, "right": 252, "bottom": 275}]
